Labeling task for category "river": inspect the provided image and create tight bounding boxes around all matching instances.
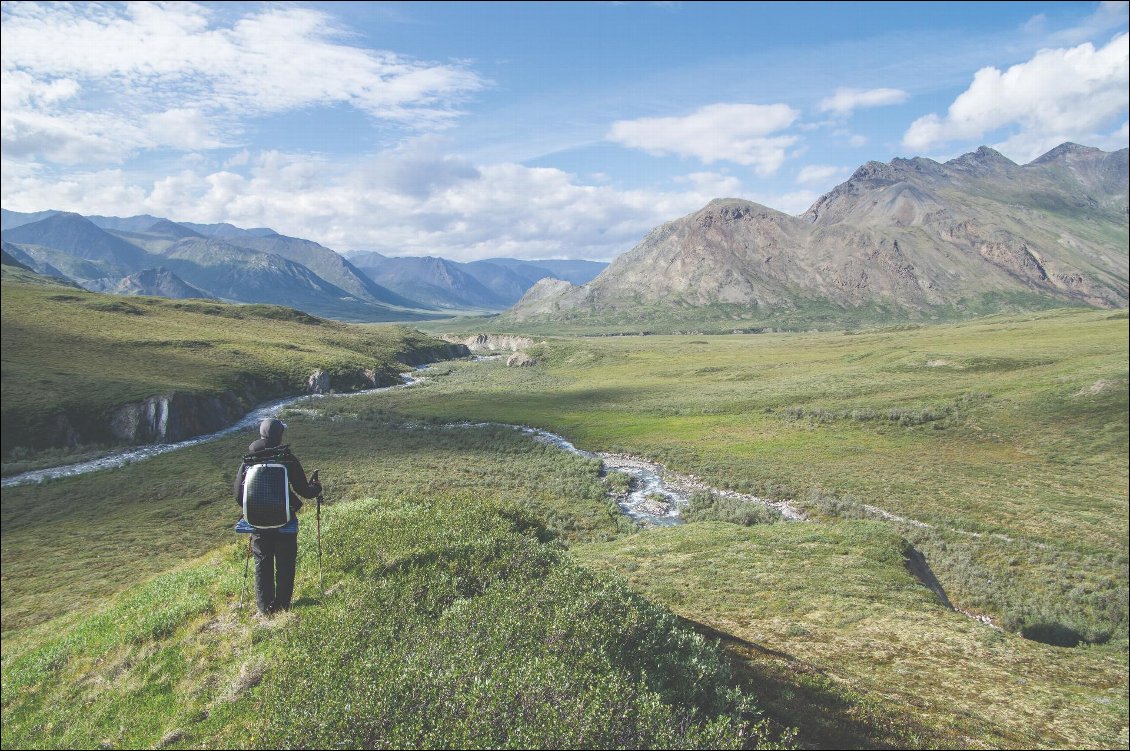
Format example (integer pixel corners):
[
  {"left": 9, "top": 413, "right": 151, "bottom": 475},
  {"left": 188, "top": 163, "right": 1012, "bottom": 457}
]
[{"left": 2, "top": 365, "right": 802, "bottom": 526}]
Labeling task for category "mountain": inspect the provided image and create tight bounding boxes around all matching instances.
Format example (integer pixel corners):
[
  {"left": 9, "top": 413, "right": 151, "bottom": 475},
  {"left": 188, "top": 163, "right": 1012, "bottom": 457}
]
[
  {"left": 2, "top": 241, "right": 80, "bottom": 280},
  {"left": 1, "top": 245, "right": 34, "bottom": 272},
  {"left": 176, "top": 221, "right": 278, "bottom": 239},
  {"left": 342, "top": 252, "right": 609, "bottom": 308},
  {"left": 223, "top": 235, "right": 426, "bottom": 309},
  {"left": 353, "top": 254, "right": 506, "bottom": 309},
  {"left": 506, "top": 143, "right": 1128, "bottom": 329},
  {"left": 481, "top": 257, "right": 607, "bottom": 286},
  {"left": 1, "top": 208, "right": 60, "bottom": 231},
  {"left": 86, "top": 214, "right": 169, "bottom": 233},
  {"left": 101, "top": 267, "right": 214, "bottom": 299},
  {"left": 461, "top": 260, "right": 550, "bottom": 305},
  {"left": 1, "top": 213, "right": 154, "bottom": 276}
]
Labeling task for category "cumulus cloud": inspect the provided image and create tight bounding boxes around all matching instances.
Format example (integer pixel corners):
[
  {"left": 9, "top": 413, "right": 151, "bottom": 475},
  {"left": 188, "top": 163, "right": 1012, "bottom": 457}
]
[
  {"left": 606, "top": 103, "right": 800, "bottom": 175},
  {"left": 3, "top": 147, "right": 760, "bottom": 261},
  {"left": 903, "top": 33, "right": 1129, "bottom": 161},
  {"left": 0, "top": 2, "right": 485, "bottom": 165},
  {"left": 818, "top": 87, "right": 908, "bottom": 116}
]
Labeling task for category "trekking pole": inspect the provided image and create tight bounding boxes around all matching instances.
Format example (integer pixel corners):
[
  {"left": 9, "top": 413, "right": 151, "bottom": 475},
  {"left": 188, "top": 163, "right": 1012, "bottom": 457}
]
[
  {"left": 238, "top": 536, "right": 252, "bottom": 610},
  {"left": 312, "top": 469, "right": 324, "bottom": 597}
]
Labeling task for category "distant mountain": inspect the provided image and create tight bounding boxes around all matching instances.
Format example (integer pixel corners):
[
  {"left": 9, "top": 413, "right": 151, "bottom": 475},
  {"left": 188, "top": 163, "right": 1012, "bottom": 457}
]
[
  {"left": 1, "top": 213, "right": 153, "bottom": 276},
  {"left": 177, "top": 221, "right": 278, "bottom": 239},
  {"left": 1, "top": 208, "right": 60, "bottom": 231},
  {"left": 481, "top": 258, "right": 607, "bottom": 286},
  {"left": 86, "top": 214, "right": 169, "bottom": 234},
  {"left": 1, "top": 244, "right": 34, "bottom": 272},
  {"left": 2, "top": 242, "right": 79, "bottom": 280},
  {"left": 460, "top": 260, "right": 549, "bottom": 305},
  {"left": 103, "top": 267, "right": 214, "bottom": 299},
  {"left": 343, "top": 252, "right": 609, "bottom": 308},
  {"left": 507, "top": 143, "right": 1128, "bottom": 329},
  {"left": 0, "top": 208, "right": 613, "bottom": 320},
  {"left": 353, "top": 255, "right": 505, "bottom": 309},
  {"left": 224, "top": 235, "right": 426, "bottom": 309}
]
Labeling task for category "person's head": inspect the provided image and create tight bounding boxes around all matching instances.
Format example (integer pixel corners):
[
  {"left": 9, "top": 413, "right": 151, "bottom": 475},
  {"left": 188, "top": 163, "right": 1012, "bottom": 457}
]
[{"left": 259, "top": 418, "right": 286, "bottom": 447}]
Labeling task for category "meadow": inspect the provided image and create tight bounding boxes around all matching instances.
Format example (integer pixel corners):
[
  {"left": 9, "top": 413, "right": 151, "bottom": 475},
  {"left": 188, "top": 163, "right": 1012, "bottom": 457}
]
[{"left": 2, "top": 297, "right": 1127, "bottom": 748}]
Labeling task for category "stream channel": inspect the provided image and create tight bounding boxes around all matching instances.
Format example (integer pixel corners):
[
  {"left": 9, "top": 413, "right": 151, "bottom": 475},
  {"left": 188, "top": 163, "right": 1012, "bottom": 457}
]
[{"left": 2, "top": 365, "right": 801, "bottom": 527}]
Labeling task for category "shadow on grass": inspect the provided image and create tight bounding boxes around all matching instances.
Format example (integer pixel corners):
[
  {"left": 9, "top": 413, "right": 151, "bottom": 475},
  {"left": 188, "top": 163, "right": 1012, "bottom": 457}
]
[{"left": 680, "top": 617, "right": 955, "bottom": 750}]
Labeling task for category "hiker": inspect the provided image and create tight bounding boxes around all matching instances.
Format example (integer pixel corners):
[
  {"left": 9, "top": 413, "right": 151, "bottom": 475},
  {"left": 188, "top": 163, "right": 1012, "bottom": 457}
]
[{"left": 233, "top": 418, "right": 322, "bottom": 615}]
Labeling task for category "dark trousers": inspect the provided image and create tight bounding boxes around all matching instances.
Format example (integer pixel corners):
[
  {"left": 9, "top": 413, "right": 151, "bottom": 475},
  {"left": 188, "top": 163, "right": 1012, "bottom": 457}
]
[{"left": 251, "top": 531, "right": 298, "bottom": 614}]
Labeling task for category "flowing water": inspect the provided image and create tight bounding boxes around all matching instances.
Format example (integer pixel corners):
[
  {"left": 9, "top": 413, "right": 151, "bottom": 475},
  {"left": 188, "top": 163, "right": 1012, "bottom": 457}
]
[
  {"left": 2, "top": 364, "right": 799, "bottom": 527},
  {"left": 1, "top": 370, "right": 428, "bottom": 489}
]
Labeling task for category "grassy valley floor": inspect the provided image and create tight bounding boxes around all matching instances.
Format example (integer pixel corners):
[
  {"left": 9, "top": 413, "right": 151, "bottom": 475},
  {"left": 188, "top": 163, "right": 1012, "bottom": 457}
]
[{"left": 2, "top": 307, "right": 1127, "bottom": 748}]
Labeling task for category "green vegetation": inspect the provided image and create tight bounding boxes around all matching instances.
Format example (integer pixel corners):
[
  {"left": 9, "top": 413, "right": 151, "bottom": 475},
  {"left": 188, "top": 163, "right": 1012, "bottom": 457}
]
[
  {"left": 2, "top": 498, "right": 786, "bottom": 749},
  {"left": 0, "top": 280, "right": 456, "bottom": 461},
  {"left": 0, "top": 410, "right": 628, "bottom": 630},
  {"left": 2, "top": 303, "right": 1126, "bottom": 748},
  {"left": 575, "top": 521, "right": 1127, "bottom": 749},
  {"left": 469, "top": 291, "right": 1085, "bottom": 337}
]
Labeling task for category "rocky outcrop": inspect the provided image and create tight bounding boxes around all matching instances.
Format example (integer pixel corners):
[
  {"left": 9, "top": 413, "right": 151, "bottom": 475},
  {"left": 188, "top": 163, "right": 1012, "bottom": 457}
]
[
  {"left": 307, "top": 369, "right": 332, "bottom": 394},
  {"left": 10, "top": 345, "right": 473, "bottom": 455},
  {"left": 109, "top": 391, "right": 249, "bottom": 443},
  {"left": 441, "top": 334, "right": 534, "bottom": 352}
]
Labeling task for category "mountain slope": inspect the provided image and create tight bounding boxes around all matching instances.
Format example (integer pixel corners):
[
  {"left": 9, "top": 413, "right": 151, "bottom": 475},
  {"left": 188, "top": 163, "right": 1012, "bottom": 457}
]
[
  {"left": 355, "top": 255, "right": 508, "bottom": 309},
  {"left": 103, "top": 267, "right": 215, "bottom": 299},
  {"left": 505, "top": 143, "right": 1128, "bottom": 330},
  {"left": 1, "top": 213, "right": 154, "bottom": 276},
  {"left": 226, "top": 234, "right": 427, "bottom": 309}
]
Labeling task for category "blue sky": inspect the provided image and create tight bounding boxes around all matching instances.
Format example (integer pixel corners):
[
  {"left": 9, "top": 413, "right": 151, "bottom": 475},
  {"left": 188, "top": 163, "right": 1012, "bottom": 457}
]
[{"left": 2, "top": 1, "right": 1127, "bottom": 261}]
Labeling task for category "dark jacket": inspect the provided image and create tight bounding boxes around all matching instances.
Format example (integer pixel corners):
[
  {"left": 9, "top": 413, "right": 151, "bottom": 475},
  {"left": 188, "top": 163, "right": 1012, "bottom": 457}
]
[{"left": 233, "top": 440, "right": 320, "bottom": 515}]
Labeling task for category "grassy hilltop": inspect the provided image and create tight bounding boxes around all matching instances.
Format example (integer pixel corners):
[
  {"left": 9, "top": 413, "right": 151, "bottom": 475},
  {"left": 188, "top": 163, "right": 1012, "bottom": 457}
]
[{"left": 2, "top": 292, "right": 1127, "bottom": 748}]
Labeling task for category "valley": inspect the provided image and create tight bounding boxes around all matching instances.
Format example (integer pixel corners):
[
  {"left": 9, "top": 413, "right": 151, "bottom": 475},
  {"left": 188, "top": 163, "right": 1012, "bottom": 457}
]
[{"left": 1, "top": 288, "right": 1125, "bottom": 748}]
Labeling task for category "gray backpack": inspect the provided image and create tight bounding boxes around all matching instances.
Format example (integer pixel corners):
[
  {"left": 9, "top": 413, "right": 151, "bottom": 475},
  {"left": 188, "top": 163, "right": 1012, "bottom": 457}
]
[{"left": 241, "top": 449, "right": 291, "bottom": 529}]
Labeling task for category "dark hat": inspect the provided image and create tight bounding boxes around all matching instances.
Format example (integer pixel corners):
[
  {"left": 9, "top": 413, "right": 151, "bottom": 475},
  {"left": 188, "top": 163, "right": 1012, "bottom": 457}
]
[{"left": 259, "top": 418, "right": 286, "bottom": 446}]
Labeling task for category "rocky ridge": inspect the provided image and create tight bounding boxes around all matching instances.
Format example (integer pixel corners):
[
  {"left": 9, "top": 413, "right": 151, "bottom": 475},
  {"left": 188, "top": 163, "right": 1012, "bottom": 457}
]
[{"left": 506, "top": 143, "right": 1129, "bottom": 326}]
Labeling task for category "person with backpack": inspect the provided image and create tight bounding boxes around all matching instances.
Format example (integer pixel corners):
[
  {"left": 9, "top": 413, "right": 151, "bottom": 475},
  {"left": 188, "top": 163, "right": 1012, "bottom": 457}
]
[{"left": 233, "top": 417, "right": 322, "bottom": 615}]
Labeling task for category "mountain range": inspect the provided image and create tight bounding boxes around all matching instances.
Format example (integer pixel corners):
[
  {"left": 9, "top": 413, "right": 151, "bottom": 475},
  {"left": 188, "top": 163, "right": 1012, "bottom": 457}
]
[
  {"left": 0, "top": 209, "right": 606, "bottom": 320},
  {"left": 506, "top": 142, "right": 1128, "bottom": 330},
  {"left": 4, "top": 142, "right": 1125, "bottom": 329}
]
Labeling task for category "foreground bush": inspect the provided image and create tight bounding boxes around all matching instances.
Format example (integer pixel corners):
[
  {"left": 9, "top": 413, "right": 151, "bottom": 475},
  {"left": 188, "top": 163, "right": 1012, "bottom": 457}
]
[{"left": 259, "top": 498, "right": 784, "bottom": 749}]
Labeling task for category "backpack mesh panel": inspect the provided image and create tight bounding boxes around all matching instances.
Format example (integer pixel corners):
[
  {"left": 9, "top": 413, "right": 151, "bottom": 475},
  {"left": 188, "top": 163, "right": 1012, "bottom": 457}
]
[{"left": 243, "top": 463, "right": 290, "bottom": 528}]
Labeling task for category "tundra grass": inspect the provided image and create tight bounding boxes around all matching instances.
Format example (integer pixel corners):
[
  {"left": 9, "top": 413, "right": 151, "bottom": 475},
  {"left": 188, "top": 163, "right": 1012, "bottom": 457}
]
[
  {"left": 382, "top": 309, "right": 1129, "bottom": 635},
  {"left": 2, "top": 498, "right": 786, "bottom": 750},
  {"left": 0, "top": 411, "right": 628, "bottom": 631},
  {"left": 574, "top": 522, "right": 1128, "bottom": 749},
  {"left": 0, "top": 280, "right": 452, "bottom": 461}
]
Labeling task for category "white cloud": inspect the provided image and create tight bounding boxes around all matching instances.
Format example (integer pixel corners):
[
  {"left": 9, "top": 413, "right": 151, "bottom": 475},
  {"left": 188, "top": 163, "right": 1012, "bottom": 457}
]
[
  {"left": 795, "top": 165, "right": 846, "bottom": 186},
  {"left": 0, "top": 2, "right": 485, "bottom": 165},
  {"left": 818, "top": 87, "right": 908, "bottom": 115},
  {"left": 903, "top": 33, "right": 1129, "bottom": 161},
  {"left": 606, "top": 103, "right": 800, "bottom": 176},
  {"left": 1030, "top": 1, "right": 1129, "bottom": 47},
  {"left": 3, "top": 147, "right": 761, "bottom": 262}
]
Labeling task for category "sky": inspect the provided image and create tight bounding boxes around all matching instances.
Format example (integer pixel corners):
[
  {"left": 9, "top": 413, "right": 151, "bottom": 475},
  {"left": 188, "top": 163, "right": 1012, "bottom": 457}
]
[{"left": 1, "top": 1, "right": 1127, "bottom": 262}]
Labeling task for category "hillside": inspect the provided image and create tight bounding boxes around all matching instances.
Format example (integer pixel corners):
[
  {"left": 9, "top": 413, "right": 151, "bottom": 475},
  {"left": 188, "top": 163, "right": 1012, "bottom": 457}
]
[
  {"left": 0, "top": 280, "right": 466, "bottom": 461},
  {"left": 0, "top": 496, "right": 783, "bottom": 749},
  {"left": 504, "top": 143, "right": 1128, "bottom": 332}
]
